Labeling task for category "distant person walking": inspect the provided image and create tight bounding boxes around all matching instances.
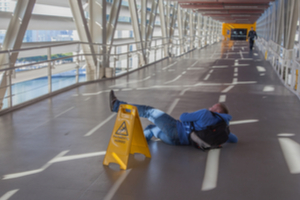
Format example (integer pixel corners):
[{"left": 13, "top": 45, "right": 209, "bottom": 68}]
[{"left": 248, "top": 27, "right": 257, "bottom": 50}]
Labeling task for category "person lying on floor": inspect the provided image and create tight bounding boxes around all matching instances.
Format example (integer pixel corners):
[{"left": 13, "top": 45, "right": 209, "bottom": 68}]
[{"left": 109, "top": 90, "right": 238, "bottom": 149}]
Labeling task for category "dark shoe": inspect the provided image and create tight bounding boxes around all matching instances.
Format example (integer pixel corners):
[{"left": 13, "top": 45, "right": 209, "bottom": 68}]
[{"left": 109, "top": 90, "right": 117, "bottom": 112}]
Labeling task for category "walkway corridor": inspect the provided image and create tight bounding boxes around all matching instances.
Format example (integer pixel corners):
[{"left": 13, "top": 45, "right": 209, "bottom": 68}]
[{"left": 1, "top": 41, "right": 300, "bottom": 200}]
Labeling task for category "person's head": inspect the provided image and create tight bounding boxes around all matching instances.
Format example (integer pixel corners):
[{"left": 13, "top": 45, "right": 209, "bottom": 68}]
[
  {"left": 209, "top": 103, "right": 229, "bottom": 114},
  {"left": 251, "top": 27, "right": 253, "bottom": 30}
]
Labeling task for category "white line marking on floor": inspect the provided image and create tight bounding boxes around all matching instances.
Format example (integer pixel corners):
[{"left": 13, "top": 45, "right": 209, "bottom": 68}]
[
  {"left": 260, "top": 73, "right": 265, "bottom": 76},
  {"left": 221, "top": 86, "right": 234, "bottom": 93},
  {"left": 164, "top": 75, "right": 182, "bottom": 84},
  {"left": 229, "top": 119, "right": 259, "bottom": 125},
  {"left": 82, "top": 91, "right": 102, "bottom": 96},
  {"left": 232, "top": 46, "right": 234, "bottom": 50},
  {"left": 187, "top": 67, "right": 204, "bottom": 70},
  {"left": 254, "top": 53, "right": 258, "bottom": 56},
  {"left": 191, "top": 61, "right": 198, "bottom": 67},
  {"left": 103, "top": 169, "right": 132, "bottom": 200},
  {"left": 256, "top": 66, "right": 266, "bottom": 72},
  {"left": 242, "top": 47, "right": 244, "bottom": 51},
  {"left": 234, "top": 81, "right": 257, "bottom": 84},
  {"left": 84, "top": 114, "right": 117, "bottom": 137},
  {"left": 81, "top": 90, "right": 111, "bottom": 96},
  {"left": 0, "top": 189, "right": 19, "bottom": 200},
  {"left": 279, "top": 138, "right": 300, "bottom": 174},
  {"left": 167, "top": 98, "right": 180, "bottom": 114},
  {"left": 278, "top": 133, "right": 295, "bottom": 137},
  {"left": 3, "top": 151, "right": 69, "bottom": 180},
  {"left": 180, "top": 88, "right": 190, "bottom": 96},
  {"left": 2, "top": 150, "right": 107, "bottom": 180},
  {"left": 242, "top": 58, "right": 253, "bottom": 60},
  {"left": 54, "top": 107, "right": 74, "bottom": 118},
  {"left": 122, "top": 88, "right": 133, "bottom": 91},
  {"left": 110, "top": 76, "right": 151, "bottom": 88},
  {"left": 204, "top": 74, "right": 210, "bottom": 80},
  {"left": 168, "top": 69, "right": 175, "bottom": 71},
  {"left": 136, "top": 87, "right": 152, "bottom": 90},
  {"left": 234, "top": 68, "right": 238, "bottom": 73},
  {"left": 212, "top": 66, "right": 228, "bottom": 68},
  {"left": 219, "top": 95, "right": 226, "bottom": 103},
  {"left": 194, "top": 82, "right": 222, "bottom": 86},
  {"left": 234, "top": 73, "right": 238, "bottom": 77},
  {"left": 263, "top": 86, "right": 275, "bottom": 92},
  {"left": 232, "top": 78, "right": 238, "bottom": 84},
  {"left": 162, "top": 62, "right": 177, "bottom": 70},
  {"left": 201, "top": 149, "right": 220, "bottom": 191},
  {"left": 182, "top": 71, "right": 187, "bottom": 75},
  {"left": 234, "top": 64, "right": 249, "bottom": 67},
  {"left": 50, "top": 151, "right": 106, "bottom": 163},
  {"left": 84, "top": 97, "right": 91, "bottom": 101},
  {"left": 152, "top": 73, "right": 155, "bottom": 76},
  {"left": 209, "top": 70, "right": 214, "bottom": 73},
  {"left": 239, "top": 50, "right": 244, "bottom": 59}
]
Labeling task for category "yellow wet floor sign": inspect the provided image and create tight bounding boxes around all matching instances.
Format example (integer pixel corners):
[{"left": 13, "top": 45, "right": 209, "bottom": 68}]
[{"left": 103, "top": 104, "right": 151, "bottom": 170}]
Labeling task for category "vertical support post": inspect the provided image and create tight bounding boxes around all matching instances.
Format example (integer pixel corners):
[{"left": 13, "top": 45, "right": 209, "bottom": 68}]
[
  {"left": 128, "top": 0, "right": 146, "bottom": 66},
  {"left": 69, "top": 0, "right": 97, "bottom": 80},
  {"left": 286, "top": 0, "right": 298, "bottom": 49},
  {"left": 146, "top": 0, "right": 159, "bottom": 50},
  {"left": 177, "top": 6, "right": 184, "bottom": 54},
  {"left": 102, "top": 0, "right": 107, "bottom": 76},
  {"left": 154, "top": 40, "right": 157, "bottom": 61},
  {"left": 114, "top": 46, "right": 117, "bottom": 77},
  {"left": 0, "top": 0, "right": 36, "bottom": 110},
  {"left": 161, "top": 42, "right": 163, "bottom": 58},
  {"left": 159, "top": 0, "right": 168, "bottom": 56},
  {"left": 47, "top": 47, "right": 52, "bottom": 93},
  {"left": 127, "top": 44, "right": 130, "bottom": 72},
  {"left": 189, "top": 11, "right": 194, "bottom": 49},
  {"left": 106, "top": 0, "right": 123, "bottom": 63},
  {"left": 141, "top": 0, "right": 147, "bottom": 44},
  {"left": 7, "top": 53, "right": 12, "bottom": 108},
  {"left": 76, "top": 44, "right": 80, "bottom": 83}
]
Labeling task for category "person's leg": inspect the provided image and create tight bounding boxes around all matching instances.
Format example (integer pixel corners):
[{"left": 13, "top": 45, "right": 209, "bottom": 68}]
[
  {"left": 113, "top": 99, "right": 180, "bottom": 145},
  {"left": 144, "top": 124, "right": 176, "bottom": 145},
  {"left": 227, "top": 132, "right": 238, "bottom": 143},
  {"left": 250, "top": 39, "right": 253, "bottom": 50}
]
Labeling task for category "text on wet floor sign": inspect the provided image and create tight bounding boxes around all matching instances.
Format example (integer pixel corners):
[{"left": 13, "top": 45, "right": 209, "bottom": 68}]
[{"left": 103, "top": 104, "right": 151, "bottom": 170}]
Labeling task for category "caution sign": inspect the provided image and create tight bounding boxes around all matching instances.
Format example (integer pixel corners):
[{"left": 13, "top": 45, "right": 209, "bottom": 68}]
[
  {"left": 116, "top": 122, "right": 128, "bottom": 136},
  {"left": 103, "top": 104, "right": 151, "bottom": 170}
]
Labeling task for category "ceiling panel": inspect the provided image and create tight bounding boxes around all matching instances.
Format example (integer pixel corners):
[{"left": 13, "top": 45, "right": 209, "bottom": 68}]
[{"left": 177, "top": 0, "right": 274, "bottom": 24}]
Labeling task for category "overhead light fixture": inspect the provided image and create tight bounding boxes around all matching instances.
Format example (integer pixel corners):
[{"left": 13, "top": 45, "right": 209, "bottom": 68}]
[
  {"left": 224, "top": 6, "right": 258, "bottom": 9},
  {"left": 202, "top": 11, "right": 223, "bottom": 14},
  {"left": 231, "top": 15, "right": 251, "bottom": 17}
]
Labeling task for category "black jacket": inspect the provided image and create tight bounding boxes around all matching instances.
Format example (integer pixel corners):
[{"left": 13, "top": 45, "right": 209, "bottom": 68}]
[{"left": 248, "top": 30, "right": 257, "bottom": 40}]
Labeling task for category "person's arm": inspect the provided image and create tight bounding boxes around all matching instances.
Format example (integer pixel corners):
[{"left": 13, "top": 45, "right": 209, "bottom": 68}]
[
  {"left": 227, "top": 132, "right": 238, "bottom": 143},
  {"left": 179, "top": 109, "right": 207, "bottom": 122}
]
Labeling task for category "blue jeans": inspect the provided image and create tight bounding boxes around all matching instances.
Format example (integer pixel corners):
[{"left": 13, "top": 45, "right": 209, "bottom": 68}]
[{"left": 112, "top": 100, "right": 180, "bottom": 145}]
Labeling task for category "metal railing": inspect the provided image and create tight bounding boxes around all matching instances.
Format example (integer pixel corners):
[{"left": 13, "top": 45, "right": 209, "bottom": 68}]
[
  {"left": 256, "top": 38, "right": 300, "bottom": 98},
  {"left": 0, "top": 34, "right": 222, "bottom": 113}
]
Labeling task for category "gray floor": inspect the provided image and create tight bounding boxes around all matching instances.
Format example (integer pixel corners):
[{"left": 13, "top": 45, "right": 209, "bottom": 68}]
[{"left": 1, "top": 41, "right": 300, "bottom": 200}]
